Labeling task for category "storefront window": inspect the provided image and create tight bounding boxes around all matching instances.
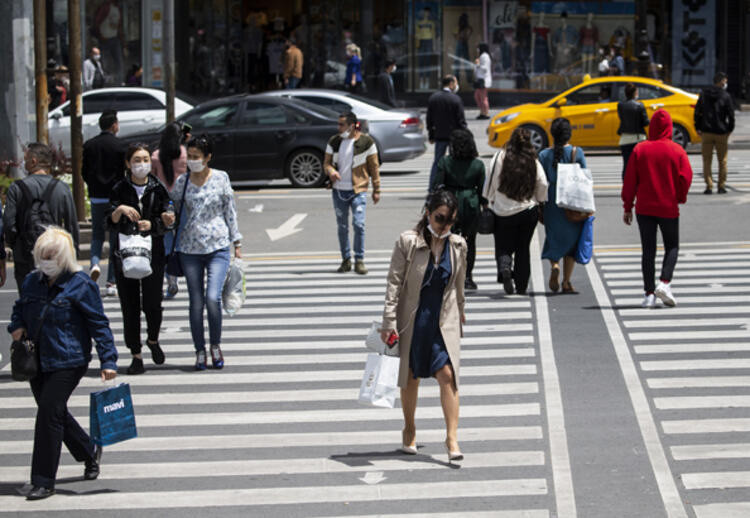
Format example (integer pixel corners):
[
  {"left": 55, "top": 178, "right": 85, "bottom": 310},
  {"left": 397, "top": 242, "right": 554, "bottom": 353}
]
[
  {"left": 443, "top": 1, "right": 483, "bottom": 91},
  {"left": 85, "top": 0, "right": 143, "bottom": 86}
]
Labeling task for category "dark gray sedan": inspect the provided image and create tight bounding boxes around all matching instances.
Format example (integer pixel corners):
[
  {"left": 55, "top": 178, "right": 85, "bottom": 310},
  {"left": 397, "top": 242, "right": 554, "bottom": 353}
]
[{"left": 123, "top": 94, "right": 341, "bottom": 187}]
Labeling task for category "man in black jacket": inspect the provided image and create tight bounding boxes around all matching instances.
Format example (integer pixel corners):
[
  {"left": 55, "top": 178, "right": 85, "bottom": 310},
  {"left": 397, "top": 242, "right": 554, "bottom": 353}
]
[
  {"left": 3, "top": 143, "right": 80, "bottom": 294},
  {"left": 377, "top": 60, "right": 398, "bottom": 108},
  {"left": 82, "top": 110, "right": 127, "bottom": 295},
  {"left": 426, "top": 74, "right": 466, "bottom": 190},
  {"left": 694, "top": 72, "right": 735, "bottom": 194}
]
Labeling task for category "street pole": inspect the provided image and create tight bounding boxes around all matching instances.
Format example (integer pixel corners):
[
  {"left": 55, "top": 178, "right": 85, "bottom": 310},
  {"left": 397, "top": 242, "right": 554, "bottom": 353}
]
[
  {"left": 68, "top": 0, "right": 85, "bottom": 221},
  {"left": 164, "top": 0, "right": 175, "bottom": 123},
  {"left": 33, "top": 0, "right": 48, "bottom": 144}
]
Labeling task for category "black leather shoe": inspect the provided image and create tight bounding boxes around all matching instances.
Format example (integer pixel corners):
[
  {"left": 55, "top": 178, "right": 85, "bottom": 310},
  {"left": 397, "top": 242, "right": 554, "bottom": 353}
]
[
  {"left": 26, "top": 486, "right": 55, "bottom": 500},
  {"left": 127, "top": 357, "right": 145, "bottom": 375},
  {"left": 84, "top": 444, "right": 102, "bottom": 480},
  {"left": 464, "top": 278, "right": 478, "bottom": 291},
  {"left": 147, "top": 341, "right": 165, "bottom": 365},
  {"left": 718, "top": 187, "right": 727, "bottom": 194}
]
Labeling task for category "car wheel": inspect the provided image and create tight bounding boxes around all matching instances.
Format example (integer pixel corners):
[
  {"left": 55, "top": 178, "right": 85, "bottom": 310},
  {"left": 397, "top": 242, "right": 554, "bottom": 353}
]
[
  {"left": 520, "top": 124, "right": 548, "bottom": 152},
  {"left": 287, "top": 149, "right": 325, "bottom": 188},
  {"left": 672, "top": 124, "right": 689, "bottom": 149}
]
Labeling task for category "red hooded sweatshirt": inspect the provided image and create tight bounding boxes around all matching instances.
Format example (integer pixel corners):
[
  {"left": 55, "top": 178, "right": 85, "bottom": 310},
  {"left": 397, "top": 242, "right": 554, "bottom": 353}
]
[{"left": 622, "top": 109, "right": 693, "bottom": 218}]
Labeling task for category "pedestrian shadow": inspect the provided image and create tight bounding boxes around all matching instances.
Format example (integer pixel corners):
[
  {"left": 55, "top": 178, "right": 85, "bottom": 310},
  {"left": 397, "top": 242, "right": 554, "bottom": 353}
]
[
  {"left": 0, "top": 482, "right": 26, "bottom": 496},
  {"left": 582, "top": 304, "right": 648, "bottom": 310},
  {"left": 329, "top": 449, "right": 459, "bottom": 469}
]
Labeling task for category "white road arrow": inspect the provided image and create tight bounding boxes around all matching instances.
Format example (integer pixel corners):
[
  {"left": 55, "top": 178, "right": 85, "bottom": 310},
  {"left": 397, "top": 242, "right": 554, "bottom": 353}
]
[
  {"left": 265, "top": 213, "right": 307, "bottom": 241},
  {"left": 359, "top": 471, "right": 387, "bottom": 485}
]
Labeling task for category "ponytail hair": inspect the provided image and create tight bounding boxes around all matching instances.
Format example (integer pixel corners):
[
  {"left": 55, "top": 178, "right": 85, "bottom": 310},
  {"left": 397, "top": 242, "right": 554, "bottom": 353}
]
[{"left": 550, "top": 118, "right": 572, "bottom": 167}]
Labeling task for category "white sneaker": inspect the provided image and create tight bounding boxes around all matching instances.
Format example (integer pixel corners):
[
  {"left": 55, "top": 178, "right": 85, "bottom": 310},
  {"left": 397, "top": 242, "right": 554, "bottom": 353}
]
[
  {"left": 642, "top": 293, "right": 657, "bottom": 308},
  {"left": 655, "top": 282, "right": 676, "bottom": 307},
  {"left": 105, "top": 283, "right": 117, "bottom": 297},
  {"left": 89, "top": 264, "right": 101, "bottom": 282}
]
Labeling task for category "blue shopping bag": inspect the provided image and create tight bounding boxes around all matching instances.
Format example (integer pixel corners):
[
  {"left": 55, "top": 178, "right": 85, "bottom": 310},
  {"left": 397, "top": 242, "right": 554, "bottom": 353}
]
[
  {"left": 89, "top": 383, "right": 137, "bottom": 447},
  {"left": 575, "top": 216, "right": 595, "bottom": 265}
]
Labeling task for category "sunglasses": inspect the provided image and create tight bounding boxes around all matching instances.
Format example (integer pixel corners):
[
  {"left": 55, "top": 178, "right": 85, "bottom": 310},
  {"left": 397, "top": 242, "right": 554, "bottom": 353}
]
[{"left": 433, "top": 213, "right": 457, "bottom": 225}]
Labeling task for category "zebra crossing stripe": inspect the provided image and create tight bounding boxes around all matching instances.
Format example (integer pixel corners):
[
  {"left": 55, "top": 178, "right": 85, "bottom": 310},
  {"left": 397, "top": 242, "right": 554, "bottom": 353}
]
[
  {"left": 0, "top": 479, "right": 549, "bottom": 512},
  {"left": 662, "top": 418, "right": 750, "bottom": 434},
  {"left": 653, "top": 395, "right": 750, "bottom": 410},
  {"left": 640, "top": 359, "right": 750, "bottom": 371},
  {"left": 693, "top": 502, "right": 750, "bottom": 518},
  {"left": 647, "top": 376, "right": 750, "bottom": 389},
  {"left": 635, "top": 343, "right": 750, "bottom": 354},
  {"left": 670, "top": 443, "right": 750, "bottom": 461},
  {"left": 681, "top": 471, "right": 750, "bottom": 490}
]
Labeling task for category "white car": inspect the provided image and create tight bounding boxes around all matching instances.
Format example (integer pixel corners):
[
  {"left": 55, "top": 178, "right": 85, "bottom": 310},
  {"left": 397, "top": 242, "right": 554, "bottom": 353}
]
[
  {"left": 264, "top": 89, "right": 426, "bottom": 162},
  {"left": 48, "top": 87, "right": 193, "bottom": 154}
]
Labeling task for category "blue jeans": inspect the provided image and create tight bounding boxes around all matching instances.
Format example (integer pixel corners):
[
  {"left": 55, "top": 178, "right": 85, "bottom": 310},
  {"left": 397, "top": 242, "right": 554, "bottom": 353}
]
[
  {"left": 429, "top": 140, "right": 450, "bottom": 191},
  {"left": 90, "top": 201, "right": 116, "bottom": 284},
  {"left": 287, "top": 76, "right": 300, "bottom": 89},
  {"left": 332, "top": 189, "right": 366, "bottom": 261},
  {"left": 179, "top": 248, "right": 231, "bottom": 351}
]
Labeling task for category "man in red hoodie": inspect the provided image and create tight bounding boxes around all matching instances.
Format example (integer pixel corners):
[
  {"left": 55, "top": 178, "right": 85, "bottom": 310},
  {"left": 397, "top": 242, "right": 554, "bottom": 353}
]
[{"left": 622, "top": 109, "right": 693, "bottom": 308}]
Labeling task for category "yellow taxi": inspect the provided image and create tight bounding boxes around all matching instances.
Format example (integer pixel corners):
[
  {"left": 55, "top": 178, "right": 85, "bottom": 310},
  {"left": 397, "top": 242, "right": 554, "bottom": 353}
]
[{"left": 488, "top": 76, "right": 699, "bottom": 152}]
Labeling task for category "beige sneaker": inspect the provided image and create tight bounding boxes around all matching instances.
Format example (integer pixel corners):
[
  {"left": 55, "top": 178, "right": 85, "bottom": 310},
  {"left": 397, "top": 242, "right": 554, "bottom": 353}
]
[
  {"left": 354, "top": 260, "right": 368, "bottom": 275},
  {"left": 89, "top": 264, "right": 101, "bottom": 282}
]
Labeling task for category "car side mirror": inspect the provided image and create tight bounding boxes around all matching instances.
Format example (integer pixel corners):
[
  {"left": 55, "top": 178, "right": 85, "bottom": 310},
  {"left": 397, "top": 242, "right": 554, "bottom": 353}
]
[{"left": 554, "top": 97, "right": 567, "bottom": 108}]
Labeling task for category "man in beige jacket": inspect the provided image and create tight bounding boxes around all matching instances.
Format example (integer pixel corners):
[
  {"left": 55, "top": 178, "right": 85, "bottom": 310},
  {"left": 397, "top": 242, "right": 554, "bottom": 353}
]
[{"left": 283, "top": 39, "right": 303, "bottom": 89}]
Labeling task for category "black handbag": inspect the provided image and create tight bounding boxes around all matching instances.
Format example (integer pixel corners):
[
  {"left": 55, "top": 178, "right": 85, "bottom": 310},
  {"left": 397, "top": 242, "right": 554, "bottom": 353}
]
[
  {"left": 10, "top": 304, "right": 50, "bottom": 382},
  {"left": 478, "top": 152, "right": 501, "bottom": 235},
  {"left": 166, "top": 173, "right": 189, "bottom": 277}
]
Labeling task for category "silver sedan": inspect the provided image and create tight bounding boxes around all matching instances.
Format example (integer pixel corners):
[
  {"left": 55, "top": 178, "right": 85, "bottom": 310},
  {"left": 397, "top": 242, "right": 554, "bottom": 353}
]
[{"left": 263, "top": 89, "right": 426, "bottom": 162}]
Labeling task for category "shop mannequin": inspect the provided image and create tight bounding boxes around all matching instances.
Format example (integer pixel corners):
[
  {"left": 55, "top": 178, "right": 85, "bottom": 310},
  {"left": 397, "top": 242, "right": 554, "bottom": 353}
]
[
  {"left": 580, "top": 13, "right": 599, "bottom": 75},
  {"left": 515, "top": 7, "right": 531, "bottom": 87},
  {"left": 552, "top": 11, "right": 578, "bottom": 74},
  {"left": 415, "top": 7, "right": 437, "bottom": 90},
  {"left": 531, "top": 12, "right": 551, "bottom": 89}
]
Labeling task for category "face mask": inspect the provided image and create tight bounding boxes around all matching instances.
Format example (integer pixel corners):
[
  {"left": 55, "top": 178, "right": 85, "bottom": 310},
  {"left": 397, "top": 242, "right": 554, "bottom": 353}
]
[
  {"left": 391, "top": 65, "right": 397, "bottom": 73},
  {"left": 93, "top": 55, "right": 101, "bottom": 61},
  {"left": 723, "top": 83, "right": 728, "bottom": 90},
  {"left": 187, "top": 159, "right": 205, "bottom": 172},
  {"left": 131, "top": 162, "right": 151, "bottom": 179},
  {"left": 427, "top": 223, "right": 451, "bottom": 239},
  {"left": 341, "top": 128, "right": 352, "bottom": 139},
  {"left": 39, "top": 259, "right": 62, "bottom": 279},
  {"left": 452, "top": 84, "right": 460, "bottom": 94}
]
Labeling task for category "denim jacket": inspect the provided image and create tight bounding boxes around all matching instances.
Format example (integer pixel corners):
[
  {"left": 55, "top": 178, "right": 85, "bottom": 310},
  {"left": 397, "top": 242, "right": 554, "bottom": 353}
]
[{"left": 9, "top": 270, "right": 118, "bottom": 372}]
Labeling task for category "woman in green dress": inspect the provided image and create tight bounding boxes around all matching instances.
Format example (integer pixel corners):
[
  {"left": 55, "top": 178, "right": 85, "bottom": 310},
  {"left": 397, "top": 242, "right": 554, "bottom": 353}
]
[{"left": 434, "top": 128, "right": 486, "bottom": 290}]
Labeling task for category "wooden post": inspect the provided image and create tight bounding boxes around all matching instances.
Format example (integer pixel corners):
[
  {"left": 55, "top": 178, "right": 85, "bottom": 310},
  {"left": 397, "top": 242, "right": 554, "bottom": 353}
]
[
  {"left": 33, "top": 0, "right": 48, "bottom": 144},
  {"left": 68, "top": 0, "right": 85, "bottom": 221}
]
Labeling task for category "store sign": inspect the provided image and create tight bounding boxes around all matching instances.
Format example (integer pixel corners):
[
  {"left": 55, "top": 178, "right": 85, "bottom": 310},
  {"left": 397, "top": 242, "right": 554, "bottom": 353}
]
[
  {"left": 672, "top": 0, "right": 715, "bottom": 86},
  {"left": 151, "top": 9, "right": 163, "bottom": 87},
  {"left": 490, "top": 1, "right": 518, "bottom": 29}
]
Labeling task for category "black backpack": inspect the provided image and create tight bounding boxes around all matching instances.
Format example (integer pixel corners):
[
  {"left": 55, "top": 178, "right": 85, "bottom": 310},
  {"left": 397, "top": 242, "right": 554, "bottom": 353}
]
[{"left": 15, "top": 179, "right": 60, "bottom": 262}]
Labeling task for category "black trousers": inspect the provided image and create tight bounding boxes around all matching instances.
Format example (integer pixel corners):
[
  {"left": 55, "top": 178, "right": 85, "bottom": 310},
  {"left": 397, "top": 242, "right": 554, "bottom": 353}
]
[
  {"left": 30, "top": 365, "right": 94, "bottom": 489},
  {"left": 620, "top": 143, "right": 637, "bottom": 180},
  {"left": 115, "top": 260, "right": 165, "bottom": 354},
  {"left": 14, "top": 261, "right": 33, "bottom": 296},
  {"left": 455, "top": 228, "right": 477, "bottom": 279},
  {"left": 636, "top": 214, "right": 679, "bottom": 293},
  {"left": 492, "top": 206, "right": 538, "bottom": 293}
]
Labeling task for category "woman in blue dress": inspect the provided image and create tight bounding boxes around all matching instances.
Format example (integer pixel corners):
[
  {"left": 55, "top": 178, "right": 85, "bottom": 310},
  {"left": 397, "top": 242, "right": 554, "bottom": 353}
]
[
  {"left": 345, "top": 44, "right": 363, "bottom": 93},
  {"left": 381, "top": 190, "right": 468, "bottom": 461},
  {"left": 538, "top": 118, "right": 587, "bottom": 293}
]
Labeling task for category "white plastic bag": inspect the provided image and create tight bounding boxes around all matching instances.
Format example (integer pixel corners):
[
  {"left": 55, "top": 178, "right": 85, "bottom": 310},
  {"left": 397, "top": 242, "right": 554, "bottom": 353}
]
[
  {"left": 117, "top": 233, "right": 152, "bottom": 280},
  {"left": 556, "top": 162, "right": 595, "bottom": 213},
  {"left": 358, "top": 353, "right": 400, "bottom": 408},
  {"left": 365, "top": 321, "right": 400, "bottom": 356},
  {"left": 222, "top": 261, "right": 246, "bottom": 316}
]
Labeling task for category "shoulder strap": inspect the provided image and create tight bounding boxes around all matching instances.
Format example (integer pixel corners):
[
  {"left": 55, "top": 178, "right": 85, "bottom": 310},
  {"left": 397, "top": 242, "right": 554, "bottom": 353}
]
[
  {"left": 570, "top": 146, "right": 578, "bottom": 164},
  {"left": 170, "top": 173, "right": 190, "bottom": 255},
  {"left": 486, "top": 150, "right": 501, "bottom": 198},
  {"left": 16, "top": 179, "right": 32, "bottom": 205}
]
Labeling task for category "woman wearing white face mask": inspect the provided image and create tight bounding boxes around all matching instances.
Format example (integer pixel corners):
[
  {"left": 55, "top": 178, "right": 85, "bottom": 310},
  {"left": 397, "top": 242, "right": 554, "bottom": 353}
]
[
  {"left": 106, "top": 143, "right": 174, "bottom": 374},
  {"left": 172, "top": 135, "right": 242, "bottom": 371},
  {"left": 381, "top": 189, "right": 468, "bottom": 462},
  {"left": 9, "top": 227, "right": 117, "bottom": 500}
]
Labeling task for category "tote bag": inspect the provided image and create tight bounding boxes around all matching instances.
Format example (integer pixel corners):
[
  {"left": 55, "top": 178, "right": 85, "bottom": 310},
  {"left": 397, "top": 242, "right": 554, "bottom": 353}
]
[
  {"left": 358, "top": 353, "right": 400, "bottom": 408},
  {"left": 556, "top": 147, "right": 595, "bottom": 214},
  {"left": 117, "top": 233, "right": 152, "bottom": 279},
  {"left": 478, "top": 151, "right": 502, "bottom": 235},
  {"left": 90, "top": 383, "right": 138, "bottom": 447}
]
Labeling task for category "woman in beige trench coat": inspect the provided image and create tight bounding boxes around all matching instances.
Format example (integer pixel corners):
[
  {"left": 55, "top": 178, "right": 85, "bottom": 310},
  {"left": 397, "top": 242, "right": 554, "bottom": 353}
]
[{"left": 381, "top": 190, "right": 468, "bottom": 461}]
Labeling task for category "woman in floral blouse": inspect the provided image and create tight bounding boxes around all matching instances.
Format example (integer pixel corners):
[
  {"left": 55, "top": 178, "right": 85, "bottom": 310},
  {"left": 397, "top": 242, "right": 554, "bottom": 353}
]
[{"left": 172, "top": 135, "right": 242, "bottom": 370}]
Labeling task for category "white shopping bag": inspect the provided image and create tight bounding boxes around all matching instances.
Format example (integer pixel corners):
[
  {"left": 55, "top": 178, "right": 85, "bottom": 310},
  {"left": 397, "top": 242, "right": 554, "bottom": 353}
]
[
  {"left": 364, "top": 321, "right": 400, "bottom": 356},
  {"left": 222, "top": 261, "right": 246, "bottom": 316},
  {"left": 358, "top": 353, "right": 400, "bottom": 408},
  {"left": 117, "top": 233, "right": 152, "bottom": 279},
  {"left": 556, "top": 162, "right": 596, "bottom": 213}
]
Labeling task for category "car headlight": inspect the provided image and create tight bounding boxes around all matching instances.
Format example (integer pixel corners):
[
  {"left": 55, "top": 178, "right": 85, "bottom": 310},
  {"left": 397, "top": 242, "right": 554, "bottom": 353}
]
[{"left": 496, "top": 112, "right": 519, "bottom": 124}]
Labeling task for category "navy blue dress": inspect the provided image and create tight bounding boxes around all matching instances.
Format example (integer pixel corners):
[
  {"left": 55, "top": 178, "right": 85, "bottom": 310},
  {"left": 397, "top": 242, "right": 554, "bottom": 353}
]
[{"left": 410, "top": 242, "right": 452, "bottom": 379}]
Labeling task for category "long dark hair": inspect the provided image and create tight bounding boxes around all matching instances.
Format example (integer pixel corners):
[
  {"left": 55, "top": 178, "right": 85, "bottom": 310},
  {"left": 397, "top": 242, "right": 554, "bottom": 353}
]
[
  {"left": 158, "top": 122, "right": 182, "bottom": 185},
  {"left": 449, "top": 128, "right": 478, "bottom": 160},
  {"left": 551, "top": 118, "right": 572, "bottom": 167},
  {"left": 498, "top": 128, "right": 537, "bottom": 201},
  {"left": 478, "top": 42, "right": 490, "bottom": 55},
  {"left": 415, "top": 189, "right": 458, "bottom": 246}
]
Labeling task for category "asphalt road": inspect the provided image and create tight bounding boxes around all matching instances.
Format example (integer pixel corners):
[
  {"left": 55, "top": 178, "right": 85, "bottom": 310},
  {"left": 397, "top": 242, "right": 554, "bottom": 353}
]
[{"left": 0, "top": 109, "right": 748, "bottom": 517}]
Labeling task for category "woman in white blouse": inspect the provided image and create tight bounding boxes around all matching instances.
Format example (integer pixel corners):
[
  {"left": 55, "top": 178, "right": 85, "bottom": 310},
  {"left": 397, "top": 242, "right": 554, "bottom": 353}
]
[
  {"left": 172, "top": 135, "right": 242, "bottom": 370},
  {"left": 482, "top": 127, "right": 548, "bottom": 295},
  {"left": 473, "top": 43, "right": 492, "bottom": 120}
]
